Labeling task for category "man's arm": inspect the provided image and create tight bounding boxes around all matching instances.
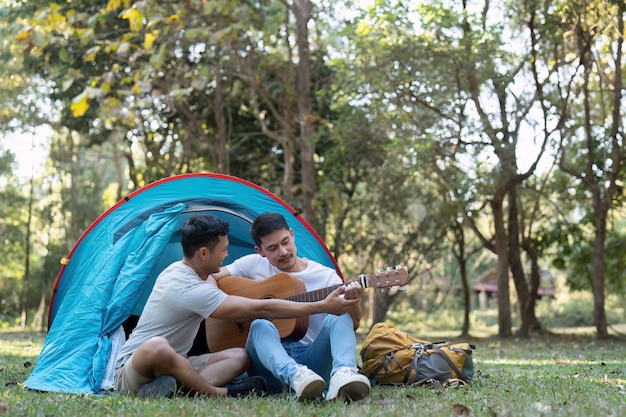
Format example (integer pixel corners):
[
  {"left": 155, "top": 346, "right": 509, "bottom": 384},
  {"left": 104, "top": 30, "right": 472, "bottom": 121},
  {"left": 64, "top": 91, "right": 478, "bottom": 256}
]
[
  {"left": 348, "top": 304, "right": 363, "bottom": 330},
  {"left": 209, "top": 285, "right": 359, "bottom": 321},
  {"left": 210, "top": 267, "right": 232, "bottom": 281}
]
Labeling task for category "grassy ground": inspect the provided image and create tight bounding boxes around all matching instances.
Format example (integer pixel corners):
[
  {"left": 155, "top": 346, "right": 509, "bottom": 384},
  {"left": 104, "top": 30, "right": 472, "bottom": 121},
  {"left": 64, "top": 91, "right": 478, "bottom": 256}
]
[{"left": 1, "top": 328, "right": 625, "bottom": 417}]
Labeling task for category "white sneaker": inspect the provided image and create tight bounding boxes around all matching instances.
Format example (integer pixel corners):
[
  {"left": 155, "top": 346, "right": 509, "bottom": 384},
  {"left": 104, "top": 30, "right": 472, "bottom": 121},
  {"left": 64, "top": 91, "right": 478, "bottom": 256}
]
[
  {"left": 291, "top": 366, "right": 326, "bottom": 401},
  {"left": 325, "top": 367, "right": 371, "bottom": 402}
]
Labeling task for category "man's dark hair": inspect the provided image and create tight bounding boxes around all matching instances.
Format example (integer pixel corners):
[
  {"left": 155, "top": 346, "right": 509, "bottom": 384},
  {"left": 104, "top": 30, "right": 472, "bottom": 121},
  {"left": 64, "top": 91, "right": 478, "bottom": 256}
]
[
  {"left": 250, "top": 212, "right": 290, "bottom": 246},
  {"left": 181, "top": 214, "right": 230, "bottom": 257}
]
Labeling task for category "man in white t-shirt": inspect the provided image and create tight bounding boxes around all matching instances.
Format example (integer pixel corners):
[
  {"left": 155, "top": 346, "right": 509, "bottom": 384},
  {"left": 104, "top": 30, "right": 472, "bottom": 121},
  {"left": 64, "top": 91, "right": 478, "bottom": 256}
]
[
  {"left": 114, "top": 213, "right": 360, "bottom": 399},
  {"left": 211, "top": 212, "right": 371, "bottom": 402}
]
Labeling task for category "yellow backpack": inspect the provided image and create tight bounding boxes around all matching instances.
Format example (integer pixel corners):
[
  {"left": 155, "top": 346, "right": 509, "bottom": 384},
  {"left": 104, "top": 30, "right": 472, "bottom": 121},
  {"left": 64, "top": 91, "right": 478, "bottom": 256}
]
[{"left": 360, "top": 322, "right": 475, "bottom": 387}]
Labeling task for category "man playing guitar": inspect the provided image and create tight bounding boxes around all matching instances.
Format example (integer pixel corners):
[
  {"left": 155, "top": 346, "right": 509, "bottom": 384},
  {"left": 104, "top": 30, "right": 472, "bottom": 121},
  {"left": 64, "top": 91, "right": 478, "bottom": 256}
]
[{"left": 210, "top": 212, "right": 371, "bottom": 402}]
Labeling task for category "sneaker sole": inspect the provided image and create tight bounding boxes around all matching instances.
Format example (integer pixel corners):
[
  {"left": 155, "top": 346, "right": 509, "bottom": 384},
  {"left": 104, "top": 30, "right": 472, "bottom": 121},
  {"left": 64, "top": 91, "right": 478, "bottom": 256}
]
[
  {"left": 297, "top": 379, "right": 326, "bottom": 402},
  {"left": 336, "top": 381, "right": 370, "bottom": 402}
]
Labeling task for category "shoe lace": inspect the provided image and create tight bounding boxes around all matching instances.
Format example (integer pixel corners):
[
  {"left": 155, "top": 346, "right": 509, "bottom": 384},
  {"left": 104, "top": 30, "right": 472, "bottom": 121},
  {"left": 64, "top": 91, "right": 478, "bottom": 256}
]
[
  {"left": 295, "top": 366, "right": 310, "bottom": 379},
  {"left": 335, "top": 367, "right": 359, "bottom": 377}
]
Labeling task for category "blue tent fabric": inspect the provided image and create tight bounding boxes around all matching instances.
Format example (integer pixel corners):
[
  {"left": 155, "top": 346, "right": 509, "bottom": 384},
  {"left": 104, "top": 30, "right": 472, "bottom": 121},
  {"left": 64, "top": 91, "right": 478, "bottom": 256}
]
[
  {"left": 90, "top": 204, "right": 186, "bottom": 391},
  {"left": 24, "top": 204, "right": 185, "bottom": 393},
  {"left": 22, "top": 173, "right": 340, "bottom": 394}
]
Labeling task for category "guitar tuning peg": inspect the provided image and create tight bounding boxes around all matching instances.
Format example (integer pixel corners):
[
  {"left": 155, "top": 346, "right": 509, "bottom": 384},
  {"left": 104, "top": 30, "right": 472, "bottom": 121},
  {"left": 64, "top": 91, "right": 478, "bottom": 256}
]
[
  {"left": 377, "top": 268, "right": 384, "bottom": 274},
  {"left": 380, "top": 288, "right": 386, "bottom": 293},
  {"left": 395, "top": 264, "right": 402, "bottom": 270},
  {"left": 386, "top": 266, "right": 393, "bottom": 271},
  {"left": 398, "top": 285, "right": 405, "bottom": 291}
]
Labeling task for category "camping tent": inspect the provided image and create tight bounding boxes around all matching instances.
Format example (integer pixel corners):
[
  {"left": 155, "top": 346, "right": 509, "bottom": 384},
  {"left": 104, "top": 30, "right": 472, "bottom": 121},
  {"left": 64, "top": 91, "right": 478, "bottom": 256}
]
[{"left": 22, "top": 173, "right": 341, "bottom": 394}]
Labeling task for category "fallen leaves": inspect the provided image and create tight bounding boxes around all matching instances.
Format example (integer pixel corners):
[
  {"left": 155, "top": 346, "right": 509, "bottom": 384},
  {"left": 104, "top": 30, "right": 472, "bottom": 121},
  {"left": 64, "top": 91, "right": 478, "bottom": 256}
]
[{"left": 452, "top": 403, "right": 470, "bottom": 416}]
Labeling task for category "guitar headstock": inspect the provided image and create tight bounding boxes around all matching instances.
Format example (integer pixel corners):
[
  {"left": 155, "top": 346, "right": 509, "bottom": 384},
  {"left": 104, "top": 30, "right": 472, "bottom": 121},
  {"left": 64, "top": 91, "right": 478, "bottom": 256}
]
[{"left": 360, "top": 265, "right": 408, "bottom": 290}]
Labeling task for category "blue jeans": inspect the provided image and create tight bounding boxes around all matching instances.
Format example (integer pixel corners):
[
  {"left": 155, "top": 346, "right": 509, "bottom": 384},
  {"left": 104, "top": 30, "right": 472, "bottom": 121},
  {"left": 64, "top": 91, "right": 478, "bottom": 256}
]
[{"left": 244, "top": 314, "right": 358, "bottom": 393}]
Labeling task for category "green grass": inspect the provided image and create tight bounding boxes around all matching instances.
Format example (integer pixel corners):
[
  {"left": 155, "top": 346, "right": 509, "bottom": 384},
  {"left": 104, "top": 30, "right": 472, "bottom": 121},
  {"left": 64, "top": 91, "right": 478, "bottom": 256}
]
[{"left": 1, "top": 329, "right": 625, "bottom": 417}]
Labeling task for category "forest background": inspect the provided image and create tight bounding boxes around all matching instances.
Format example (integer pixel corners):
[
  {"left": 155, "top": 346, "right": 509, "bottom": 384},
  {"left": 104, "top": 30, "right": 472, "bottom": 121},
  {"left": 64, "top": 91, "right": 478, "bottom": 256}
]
[{"left": 0, "top": 0, "right": 625, "bottom": 341}]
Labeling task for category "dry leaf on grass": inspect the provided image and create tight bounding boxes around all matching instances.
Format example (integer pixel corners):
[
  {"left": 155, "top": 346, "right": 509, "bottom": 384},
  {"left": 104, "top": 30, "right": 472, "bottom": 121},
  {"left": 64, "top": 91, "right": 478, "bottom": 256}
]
[{"left": 452, "top": 403, "right": 470, "bottom": 416}]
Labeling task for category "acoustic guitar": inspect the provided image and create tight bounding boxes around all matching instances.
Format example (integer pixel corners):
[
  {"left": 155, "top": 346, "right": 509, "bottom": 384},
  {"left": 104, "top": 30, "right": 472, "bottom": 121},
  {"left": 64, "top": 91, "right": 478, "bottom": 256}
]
[{"left": 205, "top": 266, "right": 409, "bottom": 352}]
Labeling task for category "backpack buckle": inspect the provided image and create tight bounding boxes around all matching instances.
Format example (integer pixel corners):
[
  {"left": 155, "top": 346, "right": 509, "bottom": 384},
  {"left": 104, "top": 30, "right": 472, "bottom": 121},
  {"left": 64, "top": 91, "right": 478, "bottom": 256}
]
[{"left": 409, "top": 343, "right": 426, "bottom": 357}]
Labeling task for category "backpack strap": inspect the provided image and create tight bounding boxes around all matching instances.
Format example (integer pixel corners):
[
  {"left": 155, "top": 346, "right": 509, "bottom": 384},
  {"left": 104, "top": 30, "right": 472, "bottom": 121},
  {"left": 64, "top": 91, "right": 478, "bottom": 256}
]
[
  {"left": 403, "top": 343, "right": 426, "bottom": 384},
  {"left": 416, "top": 378, "right": 468, "bottom": 388},
  {"left": 404, "top": 354, "right": 421, "bottom": 384},
  {"left": 366, "top": 351, "right": 400, "bottom": 381},
  {"left": 442, "top": 378, "right": 468, "bottom": 388}
]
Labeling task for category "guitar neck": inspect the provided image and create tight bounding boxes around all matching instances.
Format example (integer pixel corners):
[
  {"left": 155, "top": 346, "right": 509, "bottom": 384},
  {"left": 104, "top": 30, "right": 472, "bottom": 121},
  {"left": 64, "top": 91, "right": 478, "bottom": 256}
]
[
  {"left": 280, "top": 267, "right": 408, "bottom": 303},
  {"left": 282, "top": 283, "right": 348, "bottom": 303}
]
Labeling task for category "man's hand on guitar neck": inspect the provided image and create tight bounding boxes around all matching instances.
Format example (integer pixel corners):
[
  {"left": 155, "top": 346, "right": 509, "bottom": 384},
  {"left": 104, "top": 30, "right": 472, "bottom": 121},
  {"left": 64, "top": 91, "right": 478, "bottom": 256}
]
[
  {"left": 321, "top": 283, "right": 362, "bottom": 316},
  {"left": 342, "top": 281, "right": 364, "bottom": 300}
]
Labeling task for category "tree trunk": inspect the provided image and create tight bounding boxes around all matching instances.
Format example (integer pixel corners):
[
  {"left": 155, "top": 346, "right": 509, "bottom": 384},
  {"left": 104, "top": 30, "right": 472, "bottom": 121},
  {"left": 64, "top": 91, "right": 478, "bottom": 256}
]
[
  {"left": 371, "top": 289, "right": 400, "bottom": 327},
  {"left": 32, "top": 291, "right": 47, "bottom": 332},
  {"left": 592, "top": 209, "right": 608, "bottom": 338},
  {"left": 588, "top": 4, "right": 626, "bottom": 340},
  {"left": 281, "top": 137, "right": 296, "bottom": 204},
  {"left": 507, "top": 185, "right": 540, "bottom": 337},
  {"left": 110, "top": 128, "right": 125, "bottom": 201},
  {"left": 578, "top": 17, "right": 610, "bottom": 339},
  {"left": 212, "top": 58, "right": 229, "bottom": 173},
  {"left": 293, "top": 0, "right": 316, "bottom": 224},
  {"left": 452, "top": 220, "right": 471, "bottom": 337},
  {"left": 20, "top": 173, "right": 35, "bottom": 329},
  {"left": 491, "top": 195, "right": 512, "bottom": 337},
  {"left": 519, "top": 240, "right": 541, "bottom": 337},
  {"left": 458, "top": 243, "right": 471, "bottom": 337}
]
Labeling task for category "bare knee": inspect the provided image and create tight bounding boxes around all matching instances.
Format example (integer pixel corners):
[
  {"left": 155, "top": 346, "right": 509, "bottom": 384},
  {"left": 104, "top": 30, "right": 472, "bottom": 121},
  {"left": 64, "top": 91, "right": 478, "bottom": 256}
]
[
  {"left": 230, "top": 347, "right": 250, "bottom": 369},
  {"left": 139, "top": 337, "right": 178, "bottom": 364},
  {"left": 129, "top": 337, "right": 180, "bottom": 379},
  {"left": 214, "top": 347, "right": 249, "bottom": 362}
]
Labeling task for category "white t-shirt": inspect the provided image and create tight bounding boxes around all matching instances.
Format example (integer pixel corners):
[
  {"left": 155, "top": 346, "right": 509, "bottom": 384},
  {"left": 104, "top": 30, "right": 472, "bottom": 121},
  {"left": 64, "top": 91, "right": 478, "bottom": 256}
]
[
  {"left": 225, "top": 255, "right": 343, "bottom": 345},
  {"left": 115, "top": 261, "right": 228, "bottom": 368}
]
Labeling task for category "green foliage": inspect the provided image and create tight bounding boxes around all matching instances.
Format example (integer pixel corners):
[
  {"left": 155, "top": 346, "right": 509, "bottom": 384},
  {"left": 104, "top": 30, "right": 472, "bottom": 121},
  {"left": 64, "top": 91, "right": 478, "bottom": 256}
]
[
  {"left": 1, "top": 0, "right": 626, "bottom": 338},
  {"left": 547, "top": 219, "right": 626, "bottom": 292},
  {"left": 387, "top": 306, "right": 467, "bottom": 334},
  {"left": 0, "top": 277, "right": 21, "bottom": 318},
  {"left": 536, "top": 292, "right": 626, "bottom": 328},
  {"left": 10, "top": 0, "right": 270, "bottom": 182},
  {"left": 0, "top": 149, "right": 28, "bottom": 315}
]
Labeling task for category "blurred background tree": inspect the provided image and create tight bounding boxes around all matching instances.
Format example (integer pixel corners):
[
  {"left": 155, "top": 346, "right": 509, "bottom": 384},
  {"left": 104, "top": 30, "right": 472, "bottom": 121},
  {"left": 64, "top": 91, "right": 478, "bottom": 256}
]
[{"left": 1, "top": 0, "right": 624, "bottom": 339}]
